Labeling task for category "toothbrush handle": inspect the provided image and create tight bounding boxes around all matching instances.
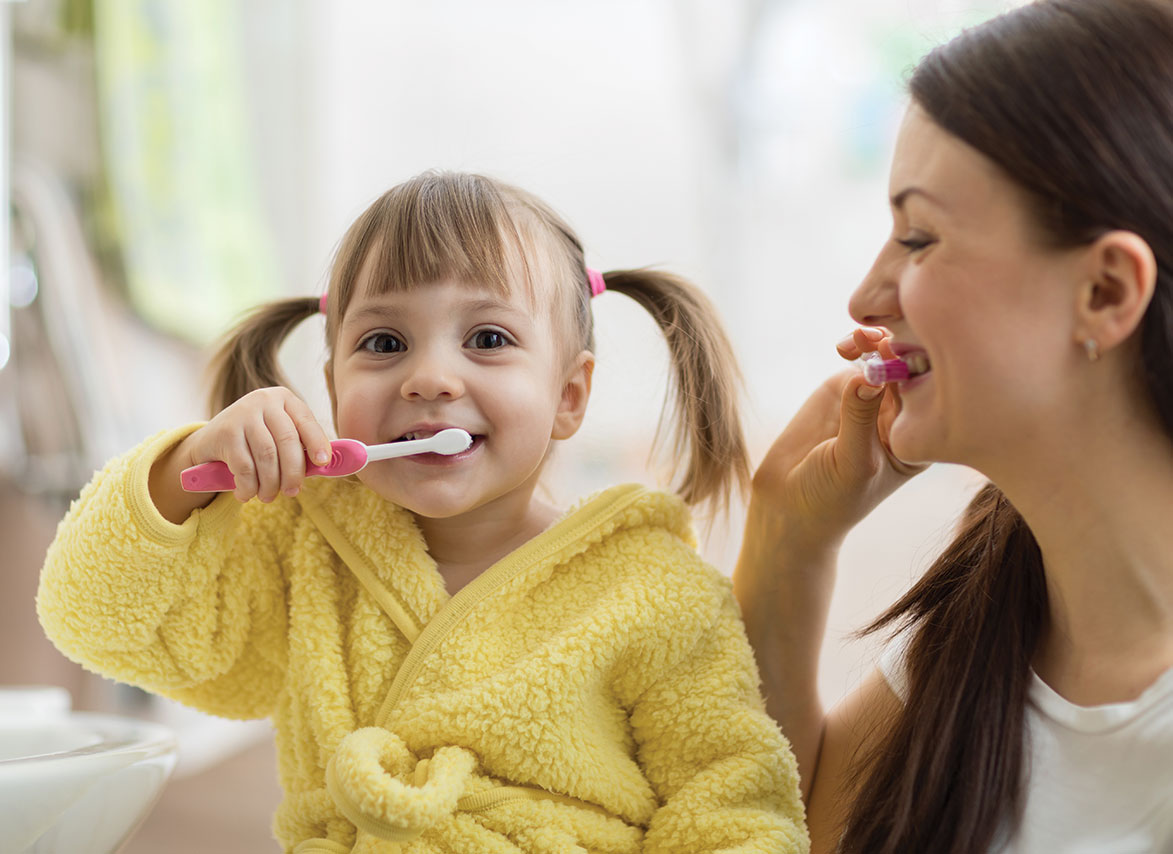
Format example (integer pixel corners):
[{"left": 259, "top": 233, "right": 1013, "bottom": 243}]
[
  {"left": 180, "top": 440, "right": 369, "bottom": 492},
  {"left": 179, "top": 461, "right": 238, "bottom": 492}
]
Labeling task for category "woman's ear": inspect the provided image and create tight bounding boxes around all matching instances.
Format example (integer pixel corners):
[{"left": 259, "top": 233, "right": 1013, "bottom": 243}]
[
  {"left": 552, "top": 350, "right": 595, "bottom": 440},
  {"left": 1074, "top": 230, "right": 1157, "bottom": 353}
]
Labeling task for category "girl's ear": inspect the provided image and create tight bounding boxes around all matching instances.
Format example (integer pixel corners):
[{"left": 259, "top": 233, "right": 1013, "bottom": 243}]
[
  {"left": 552, "top": 351, "right": 595, "bottom": 440},
  {"left": 1074, "top": 230, "right": 1157, "bottom": 354}
]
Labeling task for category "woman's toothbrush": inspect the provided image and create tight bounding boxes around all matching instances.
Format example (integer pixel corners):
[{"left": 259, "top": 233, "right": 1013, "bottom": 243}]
[
  {"left": 861, "top": 353, "right": 911, "bottom": 384},
  {"left": 180, "top": 428, "right": 473, "bottom": 492}
]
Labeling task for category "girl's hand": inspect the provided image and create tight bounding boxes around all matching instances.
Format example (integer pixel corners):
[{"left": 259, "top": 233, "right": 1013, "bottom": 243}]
[
  {"left": 150, "top": 388, "right": 333, "bottom": 522},
  {"left": 183, "top": 387, "right": 334, "bottom": 503},
  {"left": 753, "top": 327, "right": 925, "bottom": 553}
]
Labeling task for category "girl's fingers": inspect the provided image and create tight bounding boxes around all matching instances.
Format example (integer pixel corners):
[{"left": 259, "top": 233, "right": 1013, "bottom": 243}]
[
  {"left": 243, "top": 414, "right": 282, "bottom": 503},
  {"left": 284, "top": 396, "right": 333, "bottom": 469},
  {"left": 192, "top": 387, "right": 331, "bottom": 502},
  {"left": 217, "top": 433, "right": 259, "bottom": 503},
  {"left": 265, "top": 407, "right": 308, "bottom": 498}
]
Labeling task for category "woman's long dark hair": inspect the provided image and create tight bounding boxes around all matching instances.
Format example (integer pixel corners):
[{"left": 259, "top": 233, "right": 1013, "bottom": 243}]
[{"left": 839, "top": 1, "right": 1173, "bottom": 851}]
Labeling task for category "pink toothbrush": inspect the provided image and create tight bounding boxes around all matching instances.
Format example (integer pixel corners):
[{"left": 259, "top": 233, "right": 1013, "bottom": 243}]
[
  {"left": 180, "top": 428, "right": 473, "bottom": 492},
  {"left": 861, "top": 354, "right": 911, "bottom": 384}
]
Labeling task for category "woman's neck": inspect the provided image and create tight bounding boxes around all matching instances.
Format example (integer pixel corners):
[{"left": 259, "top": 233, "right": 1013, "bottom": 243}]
[{"left": 990, "top": 414, "right": 1173, "bottom": 704}]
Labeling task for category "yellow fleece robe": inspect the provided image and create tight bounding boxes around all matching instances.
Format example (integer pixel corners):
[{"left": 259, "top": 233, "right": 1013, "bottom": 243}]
[{"left": 38, "top": 427, "right": 808, "bottom": 854}]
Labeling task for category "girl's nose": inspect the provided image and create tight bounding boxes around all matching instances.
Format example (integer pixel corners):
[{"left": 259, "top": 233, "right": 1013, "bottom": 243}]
[
  {"left": 400, "top": 350, "right": 464, "bottom": 400},
  {"left": 848, "top": 244, "right": 902, "bottom": 327}
]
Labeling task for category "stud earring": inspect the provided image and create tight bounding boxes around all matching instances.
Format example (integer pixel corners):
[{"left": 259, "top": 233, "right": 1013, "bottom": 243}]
[{"left": 1082, "top": 338, "right": 1100, "bottom": 362}]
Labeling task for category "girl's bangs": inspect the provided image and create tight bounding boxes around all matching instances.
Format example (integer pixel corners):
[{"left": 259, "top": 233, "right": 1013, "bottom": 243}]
[
  {"left": 359, "top": 176, "right": 524, "bottom": 299},
  {"left": 324, "top": 173, "right": 568, "bottom": 348}
]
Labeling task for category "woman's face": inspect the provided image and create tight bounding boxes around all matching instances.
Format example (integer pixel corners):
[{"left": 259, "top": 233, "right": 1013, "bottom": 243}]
[{"left": 849, "top": 106, "right": 1086, "bottom": 470}]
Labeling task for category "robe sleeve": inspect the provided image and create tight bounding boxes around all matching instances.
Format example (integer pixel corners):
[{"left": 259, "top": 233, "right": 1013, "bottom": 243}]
[
  {"left": 37, "top": 426, "right": 289, "bottom": 720},
  {"left": 622, "top": 537, "right": 809, "bottom": 853}
]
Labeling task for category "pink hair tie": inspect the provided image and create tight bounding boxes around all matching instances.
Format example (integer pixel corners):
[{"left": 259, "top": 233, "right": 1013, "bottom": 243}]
[
  {"left": 586, "top": 268, "right": 606, "bottom": 297},
  {"left": 319, "top": 293, "right": 329, "bottom": 315}
]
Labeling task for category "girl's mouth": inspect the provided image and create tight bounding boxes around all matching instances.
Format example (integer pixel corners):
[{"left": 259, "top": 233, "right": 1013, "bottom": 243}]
[
  {"left": 395, "top": 429, "right": 481, "bottom": 443},
  {"left": 392, "top": 431, "right": 483, "bottom": 463}
]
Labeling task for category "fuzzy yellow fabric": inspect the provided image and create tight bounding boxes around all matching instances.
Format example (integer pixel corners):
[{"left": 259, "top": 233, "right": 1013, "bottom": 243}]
[{"left": 38, "top": 427, "right": 808, "bottom": 853}]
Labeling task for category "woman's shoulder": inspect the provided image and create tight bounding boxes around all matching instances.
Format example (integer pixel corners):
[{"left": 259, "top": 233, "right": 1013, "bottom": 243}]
[{"left": 1028, "top": 661, "right": 1173, "bottom": 731}]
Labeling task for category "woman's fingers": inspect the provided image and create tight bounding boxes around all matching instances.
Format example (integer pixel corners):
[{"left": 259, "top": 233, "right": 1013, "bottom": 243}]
[
  {"left": 837, "top": 373, "right": 890, "bottom": 480},
  {"left": 843, "top": 369, "right": 927, "bottom": 481},
  {"left": 878, "top": 392, "right": 927, "bottom": 477},
  {"left": 835, "top": 326, "right": 887, "bottom": 360},
  {"left": 754, "top": 371, "right": 850, "bottom": 500}
]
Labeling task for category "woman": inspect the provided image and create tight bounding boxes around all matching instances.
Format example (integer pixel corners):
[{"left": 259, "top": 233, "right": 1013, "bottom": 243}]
[{"left": 734, "top": 1, "right": 1173, "bottom": 851}]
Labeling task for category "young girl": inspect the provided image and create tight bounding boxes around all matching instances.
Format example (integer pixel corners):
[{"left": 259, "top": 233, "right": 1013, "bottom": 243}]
[
  {"left": 734, "top": 1, "right": 1173, "bottom": 852},
  {"left": 38, "top": 171, "right": 807, "bottom": 853}
]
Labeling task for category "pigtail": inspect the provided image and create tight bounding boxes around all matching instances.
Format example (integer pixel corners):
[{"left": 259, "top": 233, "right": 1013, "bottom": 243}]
[
  {"left": 601, "top": 268, "right": 750, "bottom": 516},
  {"left": 839, "top": 482, "right": 1047, "bottom": 854},
  {"left": 205, "top": 297, "right": 321, "bottom": 415}
]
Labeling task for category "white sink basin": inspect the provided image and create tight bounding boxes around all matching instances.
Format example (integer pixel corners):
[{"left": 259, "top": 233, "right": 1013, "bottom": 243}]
[{"left": 0, "top": 688, "right": 178, "bottom": 854}]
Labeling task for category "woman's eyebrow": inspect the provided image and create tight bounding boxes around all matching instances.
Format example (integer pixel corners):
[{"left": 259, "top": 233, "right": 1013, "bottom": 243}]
[{"left": 890, "top": 186, "right": 946, "bottom": 211}]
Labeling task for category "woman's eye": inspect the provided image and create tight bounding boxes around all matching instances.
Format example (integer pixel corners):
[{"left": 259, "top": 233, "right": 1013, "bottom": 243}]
[
  {"left": 361, "top": 332, "right": 405, "bottom": 354},
  {"left": 470, "top": 329, "right": 509, "bottom": 350},
  {"left": 895, "top": 236, "right": 934, "bottom": 252}
]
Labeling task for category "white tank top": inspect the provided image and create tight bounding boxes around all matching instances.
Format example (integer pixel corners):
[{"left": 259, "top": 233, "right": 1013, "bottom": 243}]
[{"left": 880, "top": 635, "right": 1173, "bottom": 852}]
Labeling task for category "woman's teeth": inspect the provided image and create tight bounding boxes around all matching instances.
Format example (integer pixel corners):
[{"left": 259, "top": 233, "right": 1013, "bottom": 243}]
[{"left": 904, "top": 352, "right": 931, "bottom": 377}]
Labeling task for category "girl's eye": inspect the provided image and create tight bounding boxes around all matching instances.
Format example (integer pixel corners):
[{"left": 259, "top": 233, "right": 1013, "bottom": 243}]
[
  {"left": 469, "top": 329, "right": 509, "bottom": 350},
  {"left": 361, "top": 332, "right": 405, "bottom": 354}
]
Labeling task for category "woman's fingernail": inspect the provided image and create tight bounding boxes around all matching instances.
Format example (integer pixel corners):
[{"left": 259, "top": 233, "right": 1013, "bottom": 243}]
[
  {"left": 860, "top": 326, "right": 886, "bottom": 340},
  {"left": 836, "top": 333, "right": 856, "bottom": 349},
  {"left": 857, "top": 383, "right": 883, "bottom": 401},
  {"left": 314, "top": 451, "right": 330, "bottom": 465}
]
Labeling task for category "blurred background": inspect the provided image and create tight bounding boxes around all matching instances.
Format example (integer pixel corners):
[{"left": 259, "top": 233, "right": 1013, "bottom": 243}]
[{"left": 1, "top": 0, "right": 1017, "bottom": 850}]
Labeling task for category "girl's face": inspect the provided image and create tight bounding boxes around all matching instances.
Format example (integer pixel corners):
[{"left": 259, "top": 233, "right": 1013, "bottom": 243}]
[
  {"left": 327, "top": 260, "right": 592, "bottom": 523},
  {"left": 849, "top": 106, "right": 1086, "bottom": 470}
]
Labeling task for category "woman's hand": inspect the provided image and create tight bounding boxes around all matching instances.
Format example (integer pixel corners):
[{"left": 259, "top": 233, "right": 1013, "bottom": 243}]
[
  {"left": 733, "top": 328, "right": 924, "bottom": 797},
  {"left": 149, "top": 387, "right": 334, "bottom": 523},
  {"left": 757, "top": 327, "right": 924, "bottom": 554}
]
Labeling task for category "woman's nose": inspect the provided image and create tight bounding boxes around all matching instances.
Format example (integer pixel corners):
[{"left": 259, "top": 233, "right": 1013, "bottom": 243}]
[
  {"left": 848, "top": 245, "right": 902, "bottom": 327},
  {"left": 400, "top": 349, "right": 464, "bottom": 400}
]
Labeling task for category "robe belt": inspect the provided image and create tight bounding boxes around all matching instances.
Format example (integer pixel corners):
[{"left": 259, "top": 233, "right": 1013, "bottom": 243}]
[
  {"left": 320, "top": 726, "right": 615, "bottom": 846},
  {"left": 324, "top": 727, "right": 475, "bottom": 843}
]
